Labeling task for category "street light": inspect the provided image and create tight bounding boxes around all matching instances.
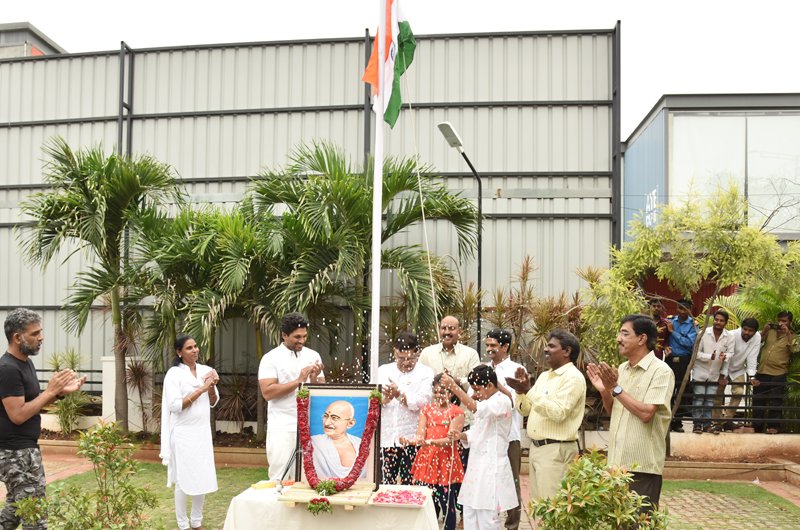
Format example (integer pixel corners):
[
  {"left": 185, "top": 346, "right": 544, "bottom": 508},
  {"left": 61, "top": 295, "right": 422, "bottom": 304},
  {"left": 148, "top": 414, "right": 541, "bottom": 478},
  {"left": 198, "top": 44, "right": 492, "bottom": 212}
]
[{"left": 437, "top": 121, "right": 482, "bottom": 350}]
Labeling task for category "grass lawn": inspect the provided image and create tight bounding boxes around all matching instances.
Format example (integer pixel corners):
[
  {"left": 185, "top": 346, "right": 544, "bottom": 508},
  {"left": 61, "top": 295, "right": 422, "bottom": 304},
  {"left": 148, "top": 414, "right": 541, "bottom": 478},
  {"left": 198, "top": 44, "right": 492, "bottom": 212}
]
[
  {"left": 49, "top": 463, "right": 266, "bottom": 529},
  {"left": 46, "top": 468, "right": 800, "bottom": 529},
  {"left": 661, "top": 479, "right": 800, "bottom": 529}
]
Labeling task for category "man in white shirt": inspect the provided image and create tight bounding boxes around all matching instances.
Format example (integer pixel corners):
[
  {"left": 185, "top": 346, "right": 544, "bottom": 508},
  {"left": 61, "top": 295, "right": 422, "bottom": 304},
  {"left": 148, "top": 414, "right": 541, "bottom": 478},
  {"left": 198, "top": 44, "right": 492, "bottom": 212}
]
[
  {"left": 718, "top": 317, "right": 760, "bottom": 431},
  {"left": 691, "top": 310, "right": 733, "bottom": 434},
  {"left": 258, "top": 312, "right": 325, "bottom": 480},
  {"left": 378, "top": 331, "right": 433, "bottom": 484},
  {"left": 484, "top": 329, "right": 525, "bottom": 530}
]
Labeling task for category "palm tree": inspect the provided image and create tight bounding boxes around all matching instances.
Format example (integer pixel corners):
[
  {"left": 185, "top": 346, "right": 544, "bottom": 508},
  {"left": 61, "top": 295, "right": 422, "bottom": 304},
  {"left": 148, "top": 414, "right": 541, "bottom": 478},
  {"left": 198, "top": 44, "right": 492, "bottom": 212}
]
[
  {"left": 19, "top": 137, "right": 185, "bottom": 431},
  {"left": 249, "top": 141, "right": 479, "bottom": 339}
]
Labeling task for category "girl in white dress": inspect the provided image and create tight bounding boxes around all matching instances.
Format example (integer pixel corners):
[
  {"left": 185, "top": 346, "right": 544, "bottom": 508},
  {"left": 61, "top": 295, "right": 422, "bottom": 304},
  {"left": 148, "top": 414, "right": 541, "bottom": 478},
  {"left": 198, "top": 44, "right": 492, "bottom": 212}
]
[
  {"left": 442, "top": 365, "right": 518, "bottom": 530},
  {"left": 160, "top": 335, "right": 220, "bottom": 530}
]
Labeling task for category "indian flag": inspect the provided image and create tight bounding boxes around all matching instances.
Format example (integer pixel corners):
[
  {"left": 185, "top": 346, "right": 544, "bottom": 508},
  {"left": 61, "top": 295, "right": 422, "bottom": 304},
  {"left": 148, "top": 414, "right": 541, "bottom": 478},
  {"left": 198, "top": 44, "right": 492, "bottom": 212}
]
[{"left": 362, "top": 0, "right": 416, "bottom": 128}]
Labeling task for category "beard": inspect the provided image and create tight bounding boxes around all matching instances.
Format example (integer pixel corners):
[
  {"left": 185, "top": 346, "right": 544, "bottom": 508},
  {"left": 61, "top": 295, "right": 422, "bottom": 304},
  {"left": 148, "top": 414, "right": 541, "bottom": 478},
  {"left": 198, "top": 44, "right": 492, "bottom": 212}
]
[{"left": 20, "top": 341, "right": 41, "bottom": 356}]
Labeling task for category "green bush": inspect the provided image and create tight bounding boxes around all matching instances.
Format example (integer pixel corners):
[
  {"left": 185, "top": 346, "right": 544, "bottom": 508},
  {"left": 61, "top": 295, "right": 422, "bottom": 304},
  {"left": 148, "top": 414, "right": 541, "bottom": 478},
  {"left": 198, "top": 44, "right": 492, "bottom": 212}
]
[
  {"left": 532, "top": 450, "right": 669, "bottom": 529},
  {"left": 51, "top": 391, "right": 91, "bottom": 433},
  {"left": 16, "top": 422, "right": 159, "bottom": 529}
]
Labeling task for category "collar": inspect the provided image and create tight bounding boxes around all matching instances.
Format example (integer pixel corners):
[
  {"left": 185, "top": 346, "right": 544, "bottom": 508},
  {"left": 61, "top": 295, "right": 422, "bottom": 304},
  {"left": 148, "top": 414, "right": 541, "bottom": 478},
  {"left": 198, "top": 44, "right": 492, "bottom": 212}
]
[
  {"left": 629, "top": 351, "right": 657, "bottom": 370},
  {"left": 552, "top": 361, "right": 575, "bottom": 375}
]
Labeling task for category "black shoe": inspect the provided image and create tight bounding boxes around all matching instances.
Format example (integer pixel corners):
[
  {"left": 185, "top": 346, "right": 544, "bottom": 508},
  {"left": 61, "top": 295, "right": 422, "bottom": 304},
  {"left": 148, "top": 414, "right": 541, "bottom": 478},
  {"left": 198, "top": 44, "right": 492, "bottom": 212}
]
[
  {"left": 671, "top": 422, "right": 684, "bottom": 433},
  {"left": 692, "top": 426, "right": 703, "bottom": 434},
  {"left": 721, "top": 421, "right": 735, "bottom": 432}
]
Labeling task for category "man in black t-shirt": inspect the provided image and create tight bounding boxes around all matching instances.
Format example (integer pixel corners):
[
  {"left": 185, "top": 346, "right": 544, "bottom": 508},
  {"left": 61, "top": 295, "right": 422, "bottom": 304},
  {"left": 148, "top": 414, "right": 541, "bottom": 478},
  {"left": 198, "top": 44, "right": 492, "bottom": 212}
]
[{"left": 1, "top": 308, "right": 85, "bottom": 529}]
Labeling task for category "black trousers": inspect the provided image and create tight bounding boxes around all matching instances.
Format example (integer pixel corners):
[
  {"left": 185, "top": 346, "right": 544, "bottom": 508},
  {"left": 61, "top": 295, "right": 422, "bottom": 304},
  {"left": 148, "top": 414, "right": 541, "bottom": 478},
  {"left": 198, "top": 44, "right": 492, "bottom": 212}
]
[
  {"left": 752, "top": 373, "right": 787, "bottom": 432},
  {"left": 630, "top": 471, "right": 663, "bottom": 514},
  {"left": 668, "top": 355, "right": 692, "bottom": 420},
  {"left": 381, "top": 446, "right": 417, "bottom": 485}
]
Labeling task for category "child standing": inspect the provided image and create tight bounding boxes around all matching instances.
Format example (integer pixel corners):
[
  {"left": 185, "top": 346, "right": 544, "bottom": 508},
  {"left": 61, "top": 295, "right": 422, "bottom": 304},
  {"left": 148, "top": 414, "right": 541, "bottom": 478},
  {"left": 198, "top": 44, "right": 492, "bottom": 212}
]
[
  {"left": 442, "top": 365, "right": 518, "bottom": 530},
  {"left": 401, "top": 373, "right": 465, "bottom": 530}
]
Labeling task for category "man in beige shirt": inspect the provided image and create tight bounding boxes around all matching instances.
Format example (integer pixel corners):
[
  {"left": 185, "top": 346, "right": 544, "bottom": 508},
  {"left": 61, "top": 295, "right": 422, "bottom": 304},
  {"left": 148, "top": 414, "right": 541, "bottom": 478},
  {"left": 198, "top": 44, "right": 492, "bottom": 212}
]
[
  {"left": 419, "top": 315, "right": 481, "bottom": 389},
  {"left": 587, "top": 314, "right": 674, "bottom": 515},
  {"left": 752, "top": 311, "right": 798, "bottom": 434},
  {"left": 507, "top": 329, "right": 586, "bottom": 502}
]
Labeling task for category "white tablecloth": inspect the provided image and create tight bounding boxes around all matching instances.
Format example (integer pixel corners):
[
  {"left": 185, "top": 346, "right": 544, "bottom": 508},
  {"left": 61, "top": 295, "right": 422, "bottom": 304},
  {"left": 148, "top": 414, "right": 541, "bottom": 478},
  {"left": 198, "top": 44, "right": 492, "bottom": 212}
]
[{"left": 223, "top": 485, "right": 439, "bottom": 530}]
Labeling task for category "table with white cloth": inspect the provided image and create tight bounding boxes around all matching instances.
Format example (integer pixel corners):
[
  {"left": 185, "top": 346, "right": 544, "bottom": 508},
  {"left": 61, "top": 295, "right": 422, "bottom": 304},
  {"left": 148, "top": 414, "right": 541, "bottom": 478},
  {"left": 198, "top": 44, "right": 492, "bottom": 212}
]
[{"left": 223, "top": 484, "right": 439, "bottom": 530}]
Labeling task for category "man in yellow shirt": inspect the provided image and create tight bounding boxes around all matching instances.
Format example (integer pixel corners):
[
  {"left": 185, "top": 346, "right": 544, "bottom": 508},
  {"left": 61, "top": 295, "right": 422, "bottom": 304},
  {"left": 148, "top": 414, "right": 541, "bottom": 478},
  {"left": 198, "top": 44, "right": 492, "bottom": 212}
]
[
  {"left": 752, "top": 311, "right": 798, "bottom": 434},
  {"left": 506, "top": 329, "right": 586, "bottom": 502},
  {"left": 587, "top": 314, "right": 674, "bottom": 515}
]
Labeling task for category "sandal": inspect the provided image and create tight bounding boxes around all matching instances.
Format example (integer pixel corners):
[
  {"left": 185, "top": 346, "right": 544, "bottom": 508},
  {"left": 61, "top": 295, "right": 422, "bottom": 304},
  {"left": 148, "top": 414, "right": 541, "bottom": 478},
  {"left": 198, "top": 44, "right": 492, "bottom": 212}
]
[
  {"left": 765, "top": 428, "right": 779, "bottom": 435},
  {"left": 706, "top": 425, "right": 720, "bottom": 435}
]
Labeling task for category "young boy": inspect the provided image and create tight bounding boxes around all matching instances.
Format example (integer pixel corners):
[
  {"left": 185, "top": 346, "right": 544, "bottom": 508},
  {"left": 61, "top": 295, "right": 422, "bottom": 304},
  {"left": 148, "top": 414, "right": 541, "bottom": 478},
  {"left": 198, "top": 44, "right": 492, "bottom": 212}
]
[{"left": 442, "top": 365, "right": 518, "bottom": 530}]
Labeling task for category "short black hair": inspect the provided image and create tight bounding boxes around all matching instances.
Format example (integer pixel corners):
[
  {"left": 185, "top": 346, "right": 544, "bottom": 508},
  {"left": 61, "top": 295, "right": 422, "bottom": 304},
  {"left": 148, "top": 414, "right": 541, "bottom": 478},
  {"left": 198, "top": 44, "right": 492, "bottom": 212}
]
[
  {"left": 677, "top": 298, "right": 693, "bottom": 308},
  {"left": 714, "top": 310, "right": 729, "bottom": 323},
  {"left": 173, "top": 334, "right": 194, "bottom": 366},
  {"left": 393, "top": 331, "right": 419, "bottom": 352},
  {"left": 777, "top": 310, "right": 794, "bottom": 323},
  {"left": 467, "top": 364, "right": 497, "bottom": 387},
  {"left": 620, "top": 314, "right": 659, "bottom": 351},
  {"left": 548, "top": 329, "right": 580, "bottom": 363},
  {"left": 486, "top": 328, "right": 512, "bottom": 349},
  {"left": 741, "top": 317, "right": 759, "bottom": 330},
  {"left": 280, "top": 312, "right": 310, "bottom": 335}
]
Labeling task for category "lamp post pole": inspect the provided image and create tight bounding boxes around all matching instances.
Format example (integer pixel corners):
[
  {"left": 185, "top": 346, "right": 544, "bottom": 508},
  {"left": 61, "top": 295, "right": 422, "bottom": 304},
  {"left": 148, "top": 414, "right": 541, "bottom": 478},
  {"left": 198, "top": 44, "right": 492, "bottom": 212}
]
[{"left": 437, "top": 122, "right": 482, "bottom": 350}]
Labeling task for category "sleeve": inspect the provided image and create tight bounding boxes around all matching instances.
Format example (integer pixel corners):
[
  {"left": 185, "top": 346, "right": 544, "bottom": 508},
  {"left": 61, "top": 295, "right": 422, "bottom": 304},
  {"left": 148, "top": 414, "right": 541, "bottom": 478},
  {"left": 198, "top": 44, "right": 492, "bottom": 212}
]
[
  {"left": 0, "top": 365, "right": 24, "bottom": 399},
  {"left": 530, "top": 371, "right": 586, "bottom": 422},
  {"left": 163, "top": 368, "right": 185, "bottom": 414},
  {"left": 515, "top": 390, "right": 533, "bottom": 417},
  {"left": 672, "top": 321, "right": 698, "bottom": 350},
  {"left": 466, "top": 348, "right": 481, "bottom": 371},
  {"left": 746, "top": 332, "right": 760, "bottom": 376},
  {"left": 404, "top": 370, "right": 433, "bottom": 411},
  {"left": 258, "top": 352, "right": 277, "bottom": 380},
  {"left": 642, "top": 364, "right": 674, "bottom": 405},
  {"left": 696, "top": 333, "right": 712, "bottom": 361}
]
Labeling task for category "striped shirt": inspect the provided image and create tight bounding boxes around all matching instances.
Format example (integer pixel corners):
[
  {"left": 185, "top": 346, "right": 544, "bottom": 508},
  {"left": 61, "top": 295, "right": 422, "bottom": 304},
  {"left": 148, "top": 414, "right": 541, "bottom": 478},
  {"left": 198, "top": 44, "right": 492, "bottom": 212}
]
[
  {"left": 516, "top": 362, "right": 586, "bottom": 442},
  {"left": 608, "top": 352, "right": 674, "bottom": 476}
]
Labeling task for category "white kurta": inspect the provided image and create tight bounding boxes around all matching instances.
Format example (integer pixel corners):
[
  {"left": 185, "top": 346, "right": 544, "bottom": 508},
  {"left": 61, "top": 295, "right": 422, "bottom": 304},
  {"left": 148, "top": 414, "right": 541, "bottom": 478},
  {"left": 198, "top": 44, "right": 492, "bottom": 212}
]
[
  {"left": 160, "top": 363, "right": 219, "bottom": 496},
  {"left": 458, "top": 392, "right": 518, "bottom": 511},
  {"left": 310, "top": 433, "right": 366, "bottom": 479}
]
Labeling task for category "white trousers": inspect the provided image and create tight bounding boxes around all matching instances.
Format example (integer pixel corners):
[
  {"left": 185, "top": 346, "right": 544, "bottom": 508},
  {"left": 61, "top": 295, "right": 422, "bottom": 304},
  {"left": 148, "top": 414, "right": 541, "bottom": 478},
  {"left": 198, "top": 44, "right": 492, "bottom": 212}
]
[
  {"left": 463, "top": 506, "right": 501, "bottom": 530},
  {"left": 266, "top": 431, "right": 297, "bottom": 480},
  {"left": 175, "top": 487, "right": 205, "bottom": 530}
]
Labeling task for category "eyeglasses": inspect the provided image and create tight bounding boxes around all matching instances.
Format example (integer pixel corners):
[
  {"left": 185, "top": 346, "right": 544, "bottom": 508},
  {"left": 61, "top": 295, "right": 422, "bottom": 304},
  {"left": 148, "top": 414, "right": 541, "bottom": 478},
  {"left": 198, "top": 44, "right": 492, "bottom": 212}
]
[
  {"left": 322, "top": 413, "right": 352, "bottom": 423},
  {"left": 440, "top": 325, "right": 459, "bottom": 331}
]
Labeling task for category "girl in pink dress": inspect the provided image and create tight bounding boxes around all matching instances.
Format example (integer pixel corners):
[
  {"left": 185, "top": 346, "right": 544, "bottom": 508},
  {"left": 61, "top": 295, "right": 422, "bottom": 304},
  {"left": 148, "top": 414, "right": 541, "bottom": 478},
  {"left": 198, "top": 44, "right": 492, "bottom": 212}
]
[{"left": 401, "top": 373, "right": 465, "bottom": 530}]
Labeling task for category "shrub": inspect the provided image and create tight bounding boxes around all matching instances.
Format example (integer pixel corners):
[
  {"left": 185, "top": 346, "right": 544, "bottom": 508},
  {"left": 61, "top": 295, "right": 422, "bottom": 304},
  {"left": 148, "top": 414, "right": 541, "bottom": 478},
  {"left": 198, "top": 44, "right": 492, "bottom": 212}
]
[
  {"left": 15, "top": 422, "right": 159, "bottom": 529},
  {"left": 532, "top": 450, "right": 669, "bottom": 529},
  {"left": 47, "top": 348, "right": 90, "bottom": 433}
]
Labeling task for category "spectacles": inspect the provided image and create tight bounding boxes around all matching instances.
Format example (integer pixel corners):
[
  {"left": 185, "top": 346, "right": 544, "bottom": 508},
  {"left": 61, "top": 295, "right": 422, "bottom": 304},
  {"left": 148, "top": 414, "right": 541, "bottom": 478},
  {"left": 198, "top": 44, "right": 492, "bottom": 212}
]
[
  {"left": 440, "top": 325, "right": 458, "bottom": 331},
  {"left": 322, "top": 413, "right": 352, "bottom": 423}
]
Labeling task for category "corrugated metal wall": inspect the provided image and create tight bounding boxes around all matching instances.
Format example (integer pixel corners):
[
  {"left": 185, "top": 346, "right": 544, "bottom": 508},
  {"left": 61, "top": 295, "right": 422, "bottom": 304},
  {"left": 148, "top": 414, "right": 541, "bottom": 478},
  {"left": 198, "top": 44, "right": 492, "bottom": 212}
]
[{"left": 0, "top": 29, "right": 617, "bottom": 371}]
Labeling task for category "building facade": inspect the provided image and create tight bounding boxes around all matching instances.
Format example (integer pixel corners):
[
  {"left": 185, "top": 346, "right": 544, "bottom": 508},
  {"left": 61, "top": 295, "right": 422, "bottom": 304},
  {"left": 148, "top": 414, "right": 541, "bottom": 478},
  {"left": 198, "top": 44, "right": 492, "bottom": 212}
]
[{"left": 1, "top": 26, "right": 620, "bottom": 378}]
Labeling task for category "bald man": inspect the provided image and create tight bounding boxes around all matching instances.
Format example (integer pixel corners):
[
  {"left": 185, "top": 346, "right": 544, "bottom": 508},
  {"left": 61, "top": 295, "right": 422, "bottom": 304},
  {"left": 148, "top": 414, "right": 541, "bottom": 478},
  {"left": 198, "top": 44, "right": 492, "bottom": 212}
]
[{"left": 310, "top": 400, "right": 365, "bottom": 479}]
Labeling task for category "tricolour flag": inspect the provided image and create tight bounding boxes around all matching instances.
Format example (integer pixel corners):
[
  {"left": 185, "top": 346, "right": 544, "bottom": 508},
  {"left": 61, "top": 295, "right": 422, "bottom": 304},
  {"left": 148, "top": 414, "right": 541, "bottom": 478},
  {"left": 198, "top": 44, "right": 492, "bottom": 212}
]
[{"left": 362, "top": 0, "right": 416, "bottom": 128}]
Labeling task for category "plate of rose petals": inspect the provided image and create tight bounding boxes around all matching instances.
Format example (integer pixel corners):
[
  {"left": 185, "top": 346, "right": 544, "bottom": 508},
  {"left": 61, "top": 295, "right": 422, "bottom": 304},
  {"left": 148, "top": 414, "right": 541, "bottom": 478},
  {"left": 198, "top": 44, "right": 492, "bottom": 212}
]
[{"left": 368, "top": 486, "right": 430, "bottom": 508}]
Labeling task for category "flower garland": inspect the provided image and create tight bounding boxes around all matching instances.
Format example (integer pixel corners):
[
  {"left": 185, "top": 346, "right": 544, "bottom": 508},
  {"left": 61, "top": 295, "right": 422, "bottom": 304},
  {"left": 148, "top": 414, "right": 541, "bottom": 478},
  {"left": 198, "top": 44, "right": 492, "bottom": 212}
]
[{"left": 297, "top": 386, "right": 382, "bottom": 497}]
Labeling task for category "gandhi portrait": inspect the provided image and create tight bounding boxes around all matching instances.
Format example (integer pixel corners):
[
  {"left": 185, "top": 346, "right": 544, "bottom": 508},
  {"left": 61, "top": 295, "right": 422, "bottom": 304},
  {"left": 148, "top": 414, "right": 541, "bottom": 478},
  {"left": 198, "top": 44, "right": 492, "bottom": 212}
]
[{"left": 310, "top": 400, "right": 366, "bottom": 479}]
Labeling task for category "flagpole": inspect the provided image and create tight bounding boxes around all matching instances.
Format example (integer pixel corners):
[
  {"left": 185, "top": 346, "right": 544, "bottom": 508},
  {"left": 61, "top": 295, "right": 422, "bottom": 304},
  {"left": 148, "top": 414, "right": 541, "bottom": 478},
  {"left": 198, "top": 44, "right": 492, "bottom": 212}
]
[{"left": 369, "top": 0, "right": 387, "bottom": 384}]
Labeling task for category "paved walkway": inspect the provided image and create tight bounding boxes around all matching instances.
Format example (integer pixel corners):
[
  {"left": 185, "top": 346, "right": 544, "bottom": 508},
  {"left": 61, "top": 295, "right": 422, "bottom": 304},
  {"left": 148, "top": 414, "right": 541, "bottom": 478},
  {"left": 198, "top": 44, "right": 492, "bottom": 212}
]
[{"left": 5, "top": 453, "right": 799, "bottom": 529}]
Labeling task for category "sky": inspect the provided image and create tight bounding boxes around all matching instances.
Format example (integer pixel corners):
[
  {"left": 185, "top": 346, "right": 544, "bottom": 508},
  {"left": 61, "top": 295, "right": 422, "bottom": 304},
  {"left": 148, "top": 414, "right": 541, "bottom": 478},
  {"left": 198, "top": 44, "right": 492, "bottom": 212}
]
[{"left": 4, "top": 0, "right": 800, "bottom": 138}]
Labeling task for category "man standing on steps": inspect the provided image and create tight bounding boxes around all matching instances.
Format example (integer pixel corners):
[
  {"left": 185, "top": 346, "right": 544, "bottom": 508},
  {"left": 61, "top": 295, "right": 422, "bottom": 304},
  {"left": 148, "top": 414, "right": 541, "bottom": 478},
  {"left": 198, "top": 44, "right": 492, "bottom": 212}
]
[
  {"left": 1, "top": 308, "right": 86, "bottom": 529},
  {"left": 752, "top": 311, "right": 798, "bottom": 434},
  {"left": 718, "top": 317, "right": 760, "bottom": 431},
  {"left": 259, "top": 312, "right": 325, "bottom": 480},
  {"left": 667, "top": 299, "right": 697, "bottom": 432}
]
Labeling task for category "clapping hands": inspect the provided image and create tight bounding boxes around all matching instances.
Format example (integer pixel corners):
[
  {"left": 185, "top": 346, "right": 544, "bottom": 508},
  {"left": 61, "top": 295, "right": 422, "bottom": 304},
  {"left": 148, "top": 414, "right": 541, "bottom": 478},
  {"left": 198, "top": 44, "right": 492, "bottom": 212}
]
[
  {"left": 586, "top": 362, "right": 618, "bottom": 394},
  {"left": 505, "top": 366, "right": 530, "bottom": 394}
]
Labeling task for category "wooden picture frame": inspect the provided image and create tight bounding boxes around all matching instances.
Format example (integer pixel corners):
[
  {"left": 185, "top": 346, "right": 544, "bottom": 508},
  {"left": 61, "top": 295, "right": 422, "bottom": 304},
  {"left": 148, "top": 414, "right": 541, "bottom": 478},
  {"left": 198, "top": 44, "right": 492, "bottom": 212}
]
[{"left": 295, "top": 384, "right": 381, "bottom": 489}]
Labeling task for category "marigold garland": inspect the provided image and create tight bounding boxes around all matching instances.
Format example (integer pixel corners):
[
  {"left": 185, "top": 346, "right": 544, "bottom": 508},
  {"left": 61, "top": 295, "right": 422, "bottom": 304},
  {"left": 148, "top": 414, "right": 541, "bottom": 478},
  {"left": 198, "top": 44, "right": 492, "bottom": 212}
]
[{"left": 297, "top": 385, "right": 381, "bottom": 494}]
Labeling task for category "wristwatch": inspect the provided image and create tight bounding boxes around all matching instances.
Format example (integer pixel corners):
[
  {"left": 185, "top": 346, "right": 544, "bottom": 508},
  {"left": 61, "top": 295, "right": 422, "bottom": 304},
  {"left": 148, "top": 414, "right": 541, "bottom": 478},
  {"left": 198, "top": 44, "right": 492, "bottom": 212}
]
[{"left": 612, "top": 385, "right": 624, "bottom": 398}]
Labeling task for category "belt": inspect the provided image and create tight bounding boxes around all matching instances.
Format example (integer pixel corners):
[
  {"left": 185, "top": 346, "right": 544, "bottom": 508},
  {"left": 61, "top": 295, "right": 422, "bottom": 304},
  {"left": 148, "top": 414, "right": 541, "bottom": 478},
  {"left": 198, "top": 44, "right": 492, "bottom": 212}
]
[{"left": 531, "top": 438, "right": 577, "bottom": 448}]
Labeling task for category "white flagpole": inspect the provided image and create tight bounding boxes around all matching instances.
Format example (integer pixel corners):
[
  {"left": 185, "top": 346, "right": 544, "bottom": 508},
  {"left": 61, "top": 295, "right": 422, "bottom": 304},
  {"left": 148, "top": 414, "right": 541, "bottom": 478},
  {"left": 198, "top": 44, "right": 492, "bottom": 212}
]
[{"left": 369, "top": 0, "right": 386, "bottom": 384}]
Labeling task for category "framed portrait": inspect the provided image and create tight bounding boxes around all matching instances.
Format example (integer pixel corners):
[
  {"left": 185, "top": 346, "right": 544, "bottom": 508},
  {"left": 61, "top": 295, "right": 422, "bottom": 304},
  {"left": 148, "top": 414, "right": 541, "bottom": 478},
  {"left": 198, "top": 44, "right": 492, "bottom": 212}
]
[{"left": 295, "top": 384, "right": 381, "bottom": 488}]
